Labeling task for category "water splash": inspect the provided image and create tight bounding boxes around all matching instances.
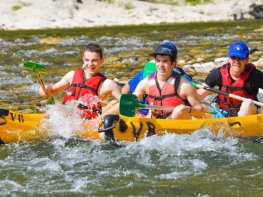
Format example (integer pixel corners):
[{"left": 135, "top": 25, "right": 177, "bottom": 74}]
[{"left": 40, "top": 103, "right": 87, "bottom": 138}]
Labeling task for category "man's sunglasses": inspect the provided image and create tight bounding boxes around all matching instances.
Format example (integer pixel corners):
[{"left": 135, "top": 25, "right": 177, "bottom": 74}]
[{"left": 230, "top": 56, "right": 246, "bottom": 61}]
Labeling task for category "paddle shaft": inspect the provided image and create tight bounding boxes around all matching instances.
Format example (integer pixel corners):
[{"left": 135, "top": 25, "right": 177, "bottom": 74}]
[
  {"left": 37, "top": 73, "right": 55, "bottom": 104},
  {"left": 37, "top": 72, "right": 48, "bottom": 95},
  {"left": 136, "top": 99, "right": 215, "bottom": 114},
  {"left": 138, "top": 104, "right": 174, "bottom": 110},
  {"left": 194, "top": 83, "right": 263, "bottom": 107},
  {"left": 173, "top": 69, "right": 263, "bottom": 107}
]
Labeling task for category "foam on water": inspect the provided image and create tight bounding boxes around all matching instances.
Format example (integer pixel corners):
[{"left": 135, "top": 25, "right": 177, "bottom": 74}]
[
  {"left": 0, "top": 127, "right": 260, "bottom": 195},
  {"left": 119, "top": 129, "right": 257, "bottom": 180},
  {"left": 0, "top": 180, "right": 23, "bottom": 193},
  {"left": 39, "top": 94, "right": 105, "bottom": 139},
  {"left": 27, "top": 157, "right": 63, "bottom": 172},
  {"left": 40, "top": 102, "right": 93, "bottom": 139}
]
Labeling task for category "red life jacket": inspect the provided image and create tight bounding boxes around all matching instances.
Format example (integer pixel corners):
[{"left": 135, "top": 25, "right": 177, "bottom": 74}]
[
  {"left": 217, "top": 62, "right": 256, "bottom": 113},
  {"left": 63, "top": 69, "right": 106, "bottom": 119},
  {"left": 147, "top": 71, "right": 186, "bottom": 118}
]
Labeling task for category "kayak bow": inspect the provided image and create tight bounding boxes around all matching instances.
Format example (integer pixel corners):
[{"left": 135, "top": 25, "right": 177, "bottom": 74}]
[
  {"left": 0, "top": 108, "right": 101, "bottom": 144},
  {"left": 0, "top": 108, "right": 44, "bottom": 144}
]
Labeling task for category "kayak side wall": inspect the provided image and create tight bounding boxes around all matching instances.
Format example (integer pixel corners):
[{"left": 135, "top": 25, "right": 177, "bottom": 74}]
[
  {"left": 111, "top": 114, "right": 263, "bottom": 142},
  {"left": 0, "top": 111, "right": 44, "bottom": 143}
]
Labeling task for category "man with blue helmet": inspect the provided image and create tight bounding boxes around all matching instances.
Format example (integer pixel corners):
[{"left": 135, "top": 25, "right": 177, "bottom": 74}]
[
  {"left": 197, "top": 41, "right": 263, "bottom": 117},
  {"left": 122, "top": 41, "right": 191, "bottom": 117},
  {"left": 132, "top": 41, "right": 204, "bottom": 119}
]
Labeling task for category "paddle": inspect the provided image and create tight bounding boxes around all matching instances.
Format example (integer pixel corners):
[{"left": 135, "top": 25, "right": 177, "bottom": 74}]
[
  {"left": 120, "top": 93, "right": 217, "bottom": 117},
  {"left": 120, "top": 94, "right": 174, "bottom": 117},
  {"left": 23, "top": 61, "right": 55, "bottom": 104},
  {"left": 173, "top": 69, "right": 263, "bottom": 107}
]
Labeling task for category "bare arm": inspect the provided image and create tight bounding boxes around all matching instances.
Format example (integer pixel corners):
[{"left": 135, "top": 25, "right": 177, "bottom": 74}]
[
  {"left": 133, "top": 78, "right": 148, "bottom": 100},
  {"left": 98, "top": 79, "right": 121, "bottom": 118},
  {"left": 196, "top": 69, "right": 219, "bottom": 101},
  {"left": 121, "top": 83, "right": 131, "bottom": 94},
  {"left": 178, "top": 78, "right": 204, "bottom": 116},
  {"left": 196, "top": 88, "right": 211, "bottom": 101},
  {"left": 98, "top": 79, "right": 121, "bottom": 101},
  {"left": 39, "top": 71, "right": 74, "bottom": 98}
]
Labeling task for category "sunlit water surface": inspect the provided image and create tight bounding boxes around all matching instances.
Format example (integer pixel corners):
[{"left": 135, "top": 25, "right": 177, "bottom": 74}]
[{"left": 0, "top": 20, "right": 263, "bottom": 196}]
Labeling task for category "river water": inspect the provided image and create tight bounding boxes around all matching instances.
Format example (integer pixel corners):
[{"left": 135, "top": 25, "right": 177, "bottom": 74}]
[{"left": 0, "top": 20, "right": 263, "bottom": 196}]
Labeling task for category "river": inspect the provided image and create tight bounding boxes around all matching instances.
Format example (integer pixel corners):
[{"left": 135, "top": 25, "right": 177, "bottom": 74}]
[{"left": 0, "top": 20, "right": 263, "bottom": 196}]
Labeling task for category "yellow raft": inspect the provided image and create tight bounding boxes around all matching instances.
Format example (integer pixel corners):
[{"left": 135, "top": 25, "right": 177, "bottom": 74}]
[
  {"left": 0, "top": 108, "right": 262, "bottom": 144},
  {"left": 0, "top": 108, "right": 100, "bottom": 144},
  {"left": 103, "top": 114, "right": 263, "bottom": 142}
]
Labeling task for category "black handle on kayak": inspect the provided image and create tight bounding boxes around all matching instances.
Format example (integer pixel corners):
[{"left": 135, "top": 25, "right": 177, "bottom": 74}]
[
  {"left": 0, "top": 108, "right": 9, "bottom": 116},
  {"left": 0, "top": 108, "right": 9, "bottom": 126}
]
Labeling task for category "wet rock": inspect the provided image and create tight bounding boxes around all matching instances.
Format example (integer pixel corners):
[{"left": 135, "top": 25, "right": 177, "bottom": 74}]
[
  {"left": 192, "top": 62, "right": 216, "bottom": 73},
  {"left": 254, "top": 27, "right": 263, "bottom": 32},
  {"left": 254, "top": 57, "right": 263, "bottom": 67},
  {"left": 196, "top": 57, "right": 205, "bottom": 62},
  {"left": 214, "top": 57, "right": 228, "bottom": 65},
  {"left": 104, "top": 56, "right": 121, "bottom": 64},
  {"left": 193, "top": 53, "right": 213, "bottom": 62},
  {"left": 177, "top": 59, "right": 186, "bottom": 65},
  {"left": 106, "top": 63, "right": 126, "bottom": 68},
  {"left": 182, "top": 64, "right": 196, "bottom": 72},
  {"left": 40, "top": 37, "right": 62, "bottom": 44},
  {"left": 121, "top": 56, "right": 139, "bottom": 65},
  {"left": 186, "top": 60, "right": 196, "bottom": 64}
]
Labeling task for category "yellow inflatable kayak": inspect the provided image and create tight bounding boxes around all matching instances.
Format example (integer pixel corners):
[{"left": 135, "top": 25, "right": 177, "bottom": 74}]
[
  {"left": 0, "top": 108, "right": 100, "bottom": 144},
  {"left": 1, "top": 107, "right": 263, "bottom": 144},
  {"left": 0, "top": 108, "right": 44, "bottom": 144},
  {"left": 102, "top": 114, "right": 263, "bottom": 142},
  {"left": 110, "top": 93, "right": 263, "bottom": 142}
]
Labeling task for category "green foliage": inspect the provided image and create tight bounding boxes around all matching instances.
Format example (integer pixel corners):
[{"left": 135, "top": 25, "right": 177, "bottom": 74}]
[
  {"left": 137, "top": 0, "right": 179, "bottom": 5},
  {"left": 124, "top": 2, "right": 135, "bottom": 10},
  {"left": 11, "top": 0, "right": 31, "bottom": 11},
  {"left": 107, "top": 0, "right": 115, "bottom": 4},
  {"left": 137, "top": 0, "right": 211, "bottom": 5},
  {"left": 12, "top": 5, "right": 22, "bottom": 11},
  {"left": 185, "top": 0, "right": 211, "bottom": 5}
]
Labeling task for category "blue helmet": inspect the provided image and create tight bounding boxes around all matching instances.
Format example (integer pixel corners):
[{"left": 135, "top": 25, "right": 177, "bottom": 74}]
[{"left": 151, "top": 41, "right": 178, "bottom": 59}]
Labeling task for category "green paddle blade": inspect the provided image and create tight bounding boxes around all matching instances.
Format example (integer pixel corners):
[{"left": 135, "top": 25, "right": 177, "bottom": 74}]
[
  {"left": 23, "top": 61, "right": 55, "bottom": 105},
  {"left": 23, "top": 61, "right": 47, "bottom": 74},
  {"left": 120, "top": 94, "right": 143, "bottom": 117}
]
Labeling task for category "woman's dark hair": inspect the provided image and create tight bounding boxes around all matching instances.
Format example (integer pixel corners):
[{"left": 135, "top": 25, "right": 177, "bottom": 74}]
[{"left": 85, "top": 43, "right": 103, "bottom": 58}]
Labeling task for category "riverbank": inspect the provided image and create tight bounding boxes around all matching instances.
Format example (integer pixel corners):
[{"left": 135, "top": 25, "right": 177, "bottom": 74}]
[{"left": 1, "top": 0, "right": 263, "bottom": 30}]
